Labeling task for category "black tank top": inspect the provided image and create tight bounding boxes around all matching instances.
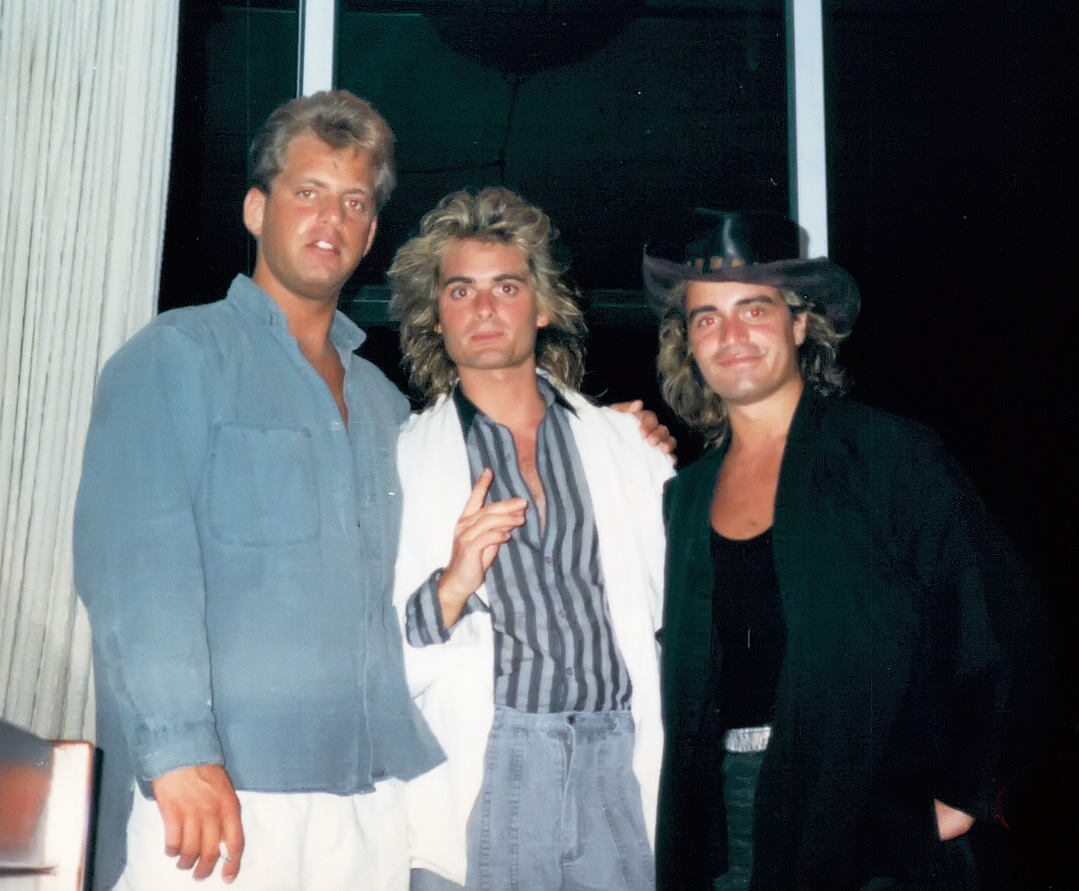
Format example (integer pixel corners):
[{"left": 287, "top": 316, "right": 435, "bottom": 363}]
[{"left": 709, "top": 527, "right": 787, "bottom": 731}]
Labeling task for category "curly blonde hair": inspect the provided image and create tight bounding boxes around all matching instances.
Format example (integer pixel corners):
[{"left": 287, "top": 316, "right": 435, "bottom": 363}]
[
  {"left": 657, "top": 284, "right": 848, "bottom": 445},
  {"left": 388, "top": 187, "right": 586, "bottom": 402}
]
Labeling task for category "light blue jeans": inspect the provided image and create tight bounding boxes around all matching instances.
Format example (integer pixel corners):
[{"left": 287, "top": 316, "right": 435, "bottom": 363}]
[{"left": 412, "top": 706, "right": 654, "bottom": 890}]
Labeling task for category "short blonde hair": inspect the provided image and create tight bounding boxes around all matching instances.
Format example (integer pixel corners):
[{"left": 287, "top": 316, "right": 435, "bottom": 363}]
[{"left": 249, "top": 90, "right": 395, "bottom": 210}]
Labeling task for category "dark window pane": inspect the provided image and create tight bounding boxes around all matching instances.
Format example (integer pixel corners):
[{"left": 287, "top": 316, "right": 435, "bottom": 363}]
[
  {"left": 336, "top": 1, "right": 789, "bottom": 305},
  {"left": 160, "top": 2, "right": 299, "bottom": 312}
]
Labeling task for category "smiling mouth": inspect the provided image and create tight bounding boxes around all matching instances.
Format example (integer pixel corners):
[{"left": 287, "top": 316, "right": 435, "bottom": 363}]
[
  {"left": 717, "top": 351, "right": 761, "bottom": 365},
  {"left": 311, "top": 239, "right": 337, "bottom": 252}
]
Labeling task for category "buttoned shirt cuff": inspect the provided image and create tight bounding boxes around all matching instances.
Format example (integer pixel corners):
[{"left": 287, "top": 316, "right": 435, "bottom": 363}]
[
  {"left": 405, "top": 570, "right": 486, "bottom": 646},
  {"left": 134, "top": 719, "right": 224, "bottom": 784}
]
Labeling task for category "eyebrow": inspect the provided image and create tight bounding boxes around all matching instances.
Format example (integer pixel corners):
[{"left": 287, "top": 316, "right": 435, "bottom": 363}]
[
  {"left": 296, "top": 176, "right": 370, "bottom": 195},
  {"left": 441, "top": 271, "right": 529, "bottom": 286},
  {"left": 686, "top": 304, "right": 718, "bottom": 322},
  {"left": 687, "top": 294, "right": 778, "bottom": 321}
]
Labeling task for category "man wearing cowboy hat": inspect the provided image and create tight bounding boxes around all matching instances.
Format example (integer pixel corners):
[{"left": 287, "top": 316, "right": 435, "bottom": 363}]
[{"left": 645, "top": 211, "right": 1047, "bottom": 890}]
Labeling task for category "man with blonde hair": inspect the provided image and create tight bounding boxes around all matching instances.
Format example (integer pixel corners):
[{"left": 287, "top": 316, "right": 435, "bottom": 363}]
[
  {"left": 74, "top": 91, "right": 442, "bottom": 890},
  {"left": 389, "top": 187, "right": 673, "bottom": 889}
]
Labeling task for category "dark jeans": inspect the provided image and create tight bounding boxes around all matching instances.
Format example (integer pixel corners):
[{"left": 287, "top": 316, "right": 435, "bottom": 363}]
[{"left": 712, "top": 749, "right": 766, "bottom": 891}]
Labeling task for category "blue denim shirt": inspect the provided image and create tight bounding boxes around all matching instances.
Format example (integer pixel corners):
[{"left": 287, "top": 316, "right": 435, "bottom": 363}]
[{"left": 74, "top": 275, "right": 443, "bottom": 888}]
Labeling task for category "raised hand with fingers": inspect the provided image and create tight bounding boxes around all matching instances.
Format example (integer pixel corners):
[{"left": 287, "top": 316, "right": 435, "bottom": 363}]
[
  {"left": 151, "top": 763, "right": 244, "bottom": 883},
  {"left": 438, "top": 468, "right": 527, "bottom": 628}
]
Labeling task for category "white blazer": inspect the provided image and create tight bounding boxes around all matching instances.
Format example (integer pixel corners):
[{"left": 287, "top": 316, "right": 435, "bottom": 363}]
[{"left": 393, "top": 383, "right": 673, "bottom": 885}]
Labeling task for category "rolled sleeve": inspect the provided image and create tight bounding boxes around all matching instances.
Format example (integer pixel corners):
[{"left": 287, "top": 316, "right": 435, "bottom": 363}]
[
  {"left": 74, "top": 323, "right": 222, "bottom": 782},
  {"left": 404, "top": 571, "right": 487, "bottom": 647}
]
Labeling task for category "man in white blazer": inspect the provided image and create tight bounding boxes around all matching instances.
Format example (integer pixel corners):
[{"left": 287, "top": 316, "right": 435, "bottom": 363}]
[{"left": 387, "top": 187, "right": 674, "bottom": 890}]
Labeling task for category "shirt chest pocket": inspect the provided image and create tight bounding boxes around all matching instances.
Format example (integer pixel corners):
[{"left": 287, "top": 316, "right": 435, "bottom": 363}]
[{"left": 208, "top": 422, "right": 319, "bottom": 546}]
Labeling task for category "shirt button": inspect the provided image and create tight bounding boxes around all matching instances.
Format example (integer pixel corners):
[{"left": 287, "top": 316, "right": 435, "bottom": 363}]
[
  {"left": 544, "top": 556, "right": 552, "bottom": 565},
  {"left": 558, "top": 610, "right": 566, "bottom": 619},
  {"left": 566, "top": 667, "right": 574, "bottom": 676}
]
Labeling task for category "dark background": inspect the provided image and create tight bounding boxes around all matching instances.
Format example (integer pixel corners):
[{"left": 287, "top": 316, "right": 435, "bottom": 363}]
[{"left": 159, "top": 2, "right": 1076, "bottom": 886}]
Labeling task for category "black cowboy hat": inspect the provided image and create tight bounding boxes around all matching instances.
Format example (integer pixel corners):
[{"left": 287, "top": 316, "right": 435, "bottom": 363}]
[{"left": 642, "top": 210, "right": 860, "bottom": 335}]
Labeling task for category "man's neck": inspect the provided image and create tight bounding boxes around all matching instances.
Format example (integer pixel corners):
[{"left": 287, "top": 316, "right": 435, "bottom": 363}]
[
  {"left": 252, "top": 272, "right": 339, "bottom": 356},
  {"left": 282, "top": 296, "right": 338, "bottom": 359},
  {"left": 458, "top": 363, "right": 550, "bottom": 528},
  {"left": 726, "top": 377, "right": 804, "bottom": 452},
  {"left": 457, "top": 364, "right": 547, "bottom": 433},
  {"left": 711, "top": 378, "right": 803, "bottom": 539},
  {"left": 251, "top": 270, "right": 347, "bottom": 421}
]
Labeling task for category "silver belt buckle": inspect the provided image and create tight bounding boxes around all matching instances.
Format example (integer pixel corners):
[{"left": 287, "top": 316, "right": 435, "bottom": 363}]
[{"left": 722, "top": 725, "right": 772, "bottom": 753}]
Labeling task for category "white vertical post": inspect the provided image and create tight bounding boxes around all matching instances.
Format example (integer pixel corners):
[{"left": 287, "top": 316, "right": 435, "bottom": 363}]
[
  {"left": 298, "top": 0, "right": 337, "bottom": 96},
  {"left": 786, "top": 0, "right": 829, "bottom": 257}
]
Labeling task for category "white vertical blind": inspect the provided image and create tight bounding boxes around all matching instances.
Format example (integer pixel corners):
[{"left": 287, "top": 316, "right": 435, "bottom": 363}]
[{"left": 0, "top": 0, "right": 180, "bottom": 740}]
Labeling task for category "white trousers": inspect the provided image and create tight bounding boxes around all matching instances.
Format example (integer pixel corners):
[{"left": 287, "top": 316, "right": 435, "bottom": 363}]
[{"left": 115, "top": 780, "right": 408, "bottom": 890}]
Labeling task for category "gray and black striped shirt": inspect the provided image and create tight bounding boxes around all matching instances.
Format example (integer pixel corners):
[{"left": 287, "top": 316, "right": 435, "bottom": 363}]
[{"left": 404, "top": 380, "right": 632, "bottom": 713}]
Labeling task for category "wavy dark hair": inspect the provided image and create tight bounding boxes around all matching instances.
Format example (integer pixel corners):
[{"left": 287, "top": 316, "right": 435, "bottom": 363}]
[
  {"left": 249, "top": 90, "right": 395, "bottom": 210},
  {"left": 657, "top": 283, "right": 848, "bottom": 445},
  {"left": 388, "top": 187, "right": 586, "bottom": 402}
]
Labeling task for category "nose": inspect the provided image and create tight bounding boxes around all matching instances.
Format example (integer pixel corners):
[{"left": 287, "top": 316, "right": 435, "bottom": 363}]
[
  {"left": 719, "top": 315, "right": 748, "bottom": 343},
  {"left": 473, "top": 287, "right": 495, "bottom": 318},
  {"left": 317, "top": 194, "right": 344, "bottom": 224}
]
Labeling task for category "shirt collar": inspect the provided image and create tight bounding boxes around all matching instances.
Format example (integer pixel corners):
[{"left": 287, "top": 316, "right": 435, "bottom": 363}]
[
  {"left": 451, "top": 376, "right": 577, "bottom": 438},
  {"left": 226, "top": 274, "right": 367, "bottom": 353}
]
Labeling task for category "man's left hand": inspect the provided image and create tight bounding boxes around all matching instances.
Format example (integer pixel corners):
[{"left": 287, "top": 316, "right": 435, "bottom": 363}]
[
  {"left": 934, "top": 799, "right": 975, "bottom": 840},
  {"left": 610, "top": 399, "right": 677, "bottom": 459}
]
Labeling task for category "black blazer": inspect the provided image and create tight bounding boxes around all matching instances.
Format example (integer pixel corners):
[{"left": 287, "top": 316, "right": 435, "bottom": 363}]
[{"left": 656, "top": 393, "right": 1048, "bottom": 890}]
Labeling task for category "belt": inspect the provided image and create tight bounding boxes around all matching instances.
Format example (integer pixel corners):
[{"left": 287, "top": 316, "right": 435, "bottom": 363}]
[{"left": 722, "top": 725, "right": 772, "bottom": 753}]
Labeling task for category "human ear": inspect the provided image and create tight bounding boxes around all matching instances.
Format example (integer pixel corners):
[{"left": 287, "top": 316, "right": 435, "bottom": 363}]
[
  {"left": 243, "top": 188, "right": 267, "bottom": 238},
  {"left": 792, "top": 310, "right": 808, "bottom": 346},
  {"left": 361, "top": 216, "right": 378, "bottom": 257}
]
